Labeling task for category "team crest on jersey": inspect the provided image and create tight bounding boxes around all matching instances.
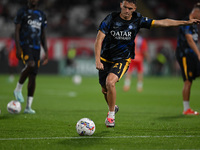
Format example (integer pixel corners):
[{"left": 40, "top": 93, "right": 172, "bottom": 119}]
[
  {"left": 192, "top": 33, "right": 198, "bottom": 41},
  {"left": 129, "top": 25, "right": 133, "bottom": 29}
]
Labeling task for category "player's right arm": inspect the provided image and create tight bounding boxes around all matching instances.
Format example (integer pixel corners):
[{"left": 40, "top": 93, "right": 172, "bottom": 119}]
[
  {"left": 15, "top": 24, "right": 21, "bottom": 60},
  {"left": 185, "top": 33, "right": 200, "bottom": 60},
  {"left": 94, "top": 30, "right": 105, "bottom": 70}
]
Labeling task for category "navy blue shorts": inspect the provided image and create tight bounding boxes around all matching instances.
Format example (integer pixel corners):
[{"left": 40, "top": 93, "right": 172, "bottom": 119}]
[
  {"left": 21, "top": 46, "right": 41, "bottom": 75},
  {"left": 98, "top": 58, "right": 131, "bottom": 86},
  {"left": 176, "top": 51, "right": 200, "bottom": 81}
]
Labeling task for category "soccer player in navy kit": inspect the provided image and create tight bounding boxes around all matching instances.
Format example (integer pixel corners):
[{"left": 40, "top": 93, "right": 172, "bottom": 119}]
[
  {"left": 176, "top": 3, "right": 200, "bottom": 115},
  {"left": 95, "top": 0, "right": 200, "bottom": 127},
  {"left": 13, "top": 0, "right": 48, "bottom": 114}
]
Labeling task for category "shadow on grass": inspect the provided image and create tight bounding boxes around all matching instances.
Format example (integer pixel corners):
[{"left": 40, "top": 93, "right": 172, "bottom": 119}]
[
  {"left": 157, "top": 115, "right": 198, "bottom": 121},
  {"left": 59, "top": 138, "right": 102, "bottom": 148},
  {"left": 59, "top": 130, "right": 116, "bottom": 148},
  {"left": 0, "top": 113, "right": 23, "bottom": 120}
]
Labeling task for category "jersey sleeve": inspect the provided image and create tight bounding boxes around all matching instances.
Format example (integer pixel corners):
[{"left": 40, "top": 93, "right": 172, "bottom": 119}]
[
  {"left": 182, "top": 25, "right": 192, "bottom": 35},
  {"left": 139, "top": 16, "right": 153, "bottom": 29},
  {"left": 14, "top": 8, "right": 24, "bottom": 24},
  {"left": 98, "top": 13, "right": 113, "bottom": 35},
  {"left": 42, "top": 12, "right": 47, "bottom": 28}
]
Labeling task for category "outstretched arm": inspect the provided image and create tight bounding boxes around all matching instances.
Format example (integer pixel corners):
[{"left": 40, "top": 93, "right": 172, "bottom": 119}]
[
  {"left": 94, "top": 30, "right": 105, "bottom": 70},
  {"left": 152, "top": 19, "right": 200, "bottom": 27}
]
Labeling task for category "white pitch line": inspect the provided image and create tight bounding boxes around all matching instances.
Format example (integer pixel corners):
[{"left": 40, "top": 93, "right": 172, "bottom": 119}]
[{"left": 0, "top": 135, "right": 200, "bottom": 141}]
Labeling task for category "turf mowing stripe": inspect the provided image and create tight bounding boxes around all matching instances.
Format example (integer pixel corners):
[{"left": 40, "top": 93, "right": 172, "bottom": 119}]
[{"left": 0, "top": 135, "right": 200, "bottom": 141}]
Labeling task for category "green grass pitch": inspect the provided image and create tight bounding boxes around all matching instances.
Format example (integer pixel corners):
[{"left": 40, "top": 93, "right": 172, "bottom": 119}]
[{"left": 0, "top": 74, "right": 200, "bottom": 149}]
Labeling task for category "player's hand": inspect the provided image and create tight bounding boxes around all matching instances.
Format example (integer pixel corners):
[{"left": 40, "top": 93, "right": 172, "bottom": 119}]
[
  {"left": 42, "top": 54, "right": 48, "bottom": 65},
  {"left": 188, "top": 19, "right": 200, "bottom": 25},
  {"left": 16, "top": 49, "right": 21, "bottom": 60},
  {"left": 96, "top": 60, "right": 104, "bottom": 70}
]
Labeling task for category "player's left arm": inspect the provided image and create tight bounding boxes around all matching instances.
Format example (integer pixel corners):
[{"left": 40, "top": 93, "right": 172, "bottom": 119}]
[
  {"left": 15, "top": 24, "right": 22, "bottom": 60},
  {"left": 41, "top": 27, "right": 48, "bottom": 65},
  {"left": 185, "top": 33, "right": 200, "bottom": 60},
  {"left": 152, "top": 19, "right": 200, "bottom": 27}
]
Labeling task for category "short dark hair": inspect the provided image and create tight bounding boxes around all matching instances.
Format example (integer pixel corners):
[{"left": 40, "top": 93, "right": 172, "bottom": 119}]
[
  {"left": 121, "top": 0, "right": 137, "bottom": 4},
  {"left": 194, "top": 2, "right": 200, "bottom": 9}
]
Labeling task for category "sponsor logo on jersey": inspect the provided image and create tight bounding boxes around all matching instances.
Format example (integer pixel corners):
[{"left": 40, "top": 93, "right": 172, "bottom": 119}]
[
  {"left": 27, "top": 19, "right": 42, "bottom": 29},
  {"left": 110, "top": 30, "right": 132, "bottom": 40}
]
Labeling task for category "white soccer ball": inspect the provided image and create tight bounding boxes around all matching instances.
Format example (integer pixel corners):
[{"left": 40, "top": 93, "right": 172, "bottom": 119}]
[
  {"left": 7, "top": 100, "right": 21, "bottom": 114},
  {"left": 76, "top": 118, "right": 95, "bottom": 136},
  {"left": 72, "top": 75, "right": 82, "bottom": 85}
]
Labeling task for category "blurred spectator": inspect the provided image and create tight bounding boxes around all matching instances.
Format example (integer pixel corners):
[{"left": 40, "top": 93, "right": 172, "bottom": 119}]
[
  {"left": 66, "top": 43, "right": 77, "bottom": 68},
  {"left": 8, "top": 34, "right": 19, "bottom": 82},
  {"left": 123, "top": 34, "right": 150, "bottom": 92},
  {"left": 0, "top": 0, "right": 198, "bottom": 38}
]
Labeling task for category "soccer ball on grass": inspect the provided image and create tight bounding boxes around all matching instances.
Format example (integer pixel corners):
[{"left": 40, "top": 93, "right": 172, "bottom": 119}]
[
  {"left": 76, "top": 118, "right": 95, "bottom": 136},
  {"left": 72, "top": 75, "right": 82, "bottom": 85},
  {"left": 7, "top": 100, "right": 21, "bottom": 114}
]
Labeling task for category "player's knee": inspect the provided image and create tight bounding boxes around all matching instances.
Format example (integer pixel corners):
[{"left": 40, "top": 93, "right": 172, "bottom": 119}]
[
  {"left": 106, "top": 80, "right": 115, "bottom": 89},
  {"left": 184, "top": 80, "right": 192, "bottom": 87}
]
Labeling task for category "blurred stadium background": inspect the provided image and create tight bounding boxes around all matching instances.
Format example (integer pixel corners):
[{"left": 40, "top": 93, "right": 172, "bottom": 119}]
[{"left": 0, "top": 0, "right": 199, "bottom": 76}]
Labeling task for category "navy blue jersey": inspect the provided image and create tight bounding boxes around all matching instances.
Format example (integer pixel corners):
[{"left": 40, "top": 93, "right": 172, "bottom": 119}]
[
  {"left": 177, "top": 16, "right": 198, "bottom": 56},
  {"left": 98, "top": 12, "right": 153, "bottom": 61},
  {"left": 14, "top": 7, "right": 47, "bottom": 50}
]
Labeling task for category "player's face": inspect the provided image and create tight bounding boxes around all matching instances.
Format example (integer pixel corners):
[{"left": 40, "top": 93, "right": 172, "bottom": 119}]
[
  {"left": 28, "top": 0, "right": 39, "bottom": 7},
  {"left": 120, "top": 1, "right": 136, "bottom": 20},
  {"left": 194, "top": 8, "right": 200, "bottom": 19}
]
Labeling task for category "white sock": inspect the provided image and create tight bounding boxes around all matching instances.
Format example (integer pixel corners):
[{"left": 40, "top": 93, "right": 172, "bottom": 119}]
[
  {"left": 26, "top": 96, "right": 33, "bottom": 109},
  {"left": 183, "top": 101, "right": 190, "bottom": 111},
  {"left": 15, "top": 82, "right": 23, "bottom": 92},
  {"left": 108, "top": 111, "right": 115, "bottom": 119},
  {"left": 124, "top": 79, "right": 131, "bottom": 87},
  {"left": 137, "top": 81, "right": 143, "bottom": 89}
]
